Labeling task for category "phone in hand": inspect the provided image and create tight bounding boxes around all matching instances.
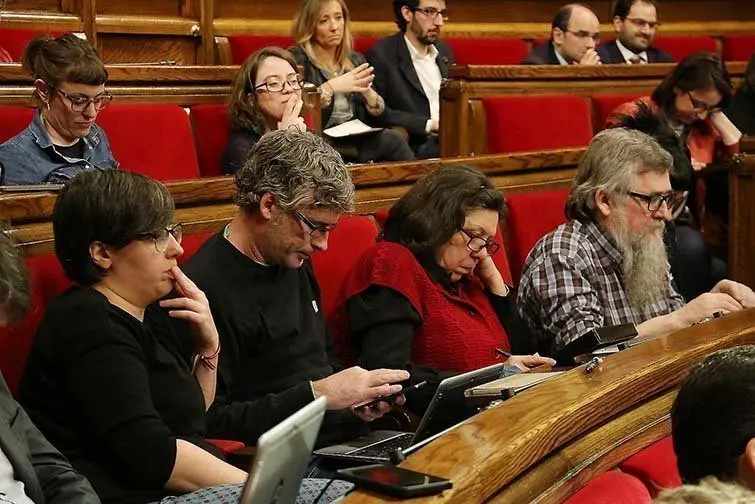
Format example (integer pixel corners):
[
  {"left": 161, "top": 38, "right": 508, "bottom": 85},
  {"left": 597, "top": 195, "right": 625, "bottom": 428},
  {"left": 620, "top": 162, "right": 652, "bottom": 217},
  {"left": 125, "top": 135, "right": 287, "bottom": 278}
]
[
  {"left": 354, "top": 380, "right": 428, "bottom": 409},
  {"left": 337, "top": 463, "right": 452, "bottom": 498}
]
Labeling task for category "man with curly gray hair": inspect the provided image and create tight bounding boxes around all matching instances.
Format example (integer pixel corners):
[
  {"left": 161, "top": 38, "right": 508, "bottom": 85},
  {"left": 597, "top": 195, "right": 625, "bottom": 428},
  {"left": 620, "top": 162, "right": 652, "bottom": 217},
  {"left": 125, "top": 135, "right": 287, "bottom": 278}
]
[
  {"left": 184, "top": 130, "right": 409, "bottom": 449},
  {"left": 517, "top": 128, "right": 755, "bottom": 357},
  {"left": 0, "top": 226, "right": 100, "bottom": 503}
]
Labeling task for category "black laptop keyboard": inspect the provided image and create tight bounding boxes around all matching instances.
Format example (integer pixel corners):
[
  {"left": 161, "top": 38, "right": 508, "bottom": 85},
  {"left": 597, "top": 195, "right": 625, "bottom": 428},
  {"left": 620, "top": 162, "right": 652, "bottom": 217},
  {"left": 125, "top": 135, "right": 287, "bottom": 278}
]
[{"left": 350, "top": 433, "right": 414, "bottom": 459}]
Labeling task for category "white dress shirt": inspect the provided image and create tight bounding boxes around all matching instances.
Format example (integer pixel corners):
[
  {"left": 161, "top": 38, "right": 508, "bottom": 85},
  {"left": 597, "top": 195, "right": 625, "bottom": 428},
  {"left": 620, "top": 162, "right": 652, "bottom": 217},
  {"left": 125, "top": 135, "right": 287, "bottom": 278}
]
[
  {"left": 404, "top": 36, "right": 442, "bottom": 134},
  {"left": 616, "top": 39, "right": 648, "bottom": 64},
  {"left": 554, "top": 48, "right": 570, "bottom": 66}
]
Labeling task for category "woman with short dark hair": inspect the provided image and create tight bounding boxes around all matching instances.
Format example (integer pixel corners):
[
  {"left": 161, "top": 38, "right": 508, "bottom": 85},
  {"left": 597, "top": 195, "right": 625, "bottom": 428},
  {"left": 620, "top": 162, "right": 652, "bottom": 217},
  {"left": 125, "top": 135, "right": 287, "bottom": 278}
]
[
  {"left": 0, "top": 34, "right": 118, "bottom": 185},
  {"left": 19, "top": 170, "right": 351, "bottom": 504},
  {"left": 336, "top": 165, "right": 553, "bottom": 416},
  {"left": 609, "top": 51, "right": 742, "bottom": 262},
  {"left": 222, "top": 46, "right": 306, "bottom": 175}
]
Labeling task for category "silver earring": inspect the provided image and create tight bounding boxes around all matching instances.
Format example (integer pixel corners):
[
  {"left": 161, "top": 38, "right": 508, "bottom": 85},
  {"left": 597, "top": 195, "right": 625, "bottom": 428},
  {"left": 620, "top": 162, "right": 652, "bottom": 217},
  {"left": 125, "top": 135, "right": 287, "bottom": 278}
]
[{"left": 45, "top": 102, "right": 50, "bottom": 111}]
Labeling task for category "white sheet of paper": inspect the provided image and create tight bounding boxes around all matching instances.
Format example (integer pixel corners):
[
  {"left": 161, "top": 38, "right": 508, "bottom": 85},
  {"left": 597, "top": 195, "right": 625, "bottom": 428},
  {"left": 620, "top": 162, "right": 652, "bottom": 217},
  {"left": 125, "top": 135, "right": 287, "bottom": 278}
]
[{"left": 323, "top": 119, "right": 382, "bottom": 138}]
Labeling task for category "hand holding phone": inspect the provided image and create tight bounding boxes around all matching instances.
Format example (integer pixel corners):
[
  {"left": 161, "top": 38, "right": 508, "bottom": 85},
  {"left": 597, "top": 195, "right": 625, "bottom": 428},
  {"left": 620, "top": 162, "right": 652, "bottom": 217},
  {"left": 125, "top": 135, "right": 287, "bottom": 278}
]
[{"left": 354, "top": 380, "right": 427, "bottom": 409}]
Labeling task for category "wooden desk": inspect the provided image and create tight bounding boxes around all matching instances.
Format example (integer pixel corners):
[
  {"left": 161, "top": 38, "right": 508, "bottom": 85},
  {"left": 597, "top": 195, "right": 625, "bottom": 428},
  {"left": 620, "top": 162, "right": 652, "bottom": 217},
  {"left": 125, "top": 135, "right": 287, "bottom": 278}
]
[
  {"left": 439, "top": 63, "right": 748, "bottom": 157},
  {"left": 343, "top": 308, "right": 755, "bottom": 503}
]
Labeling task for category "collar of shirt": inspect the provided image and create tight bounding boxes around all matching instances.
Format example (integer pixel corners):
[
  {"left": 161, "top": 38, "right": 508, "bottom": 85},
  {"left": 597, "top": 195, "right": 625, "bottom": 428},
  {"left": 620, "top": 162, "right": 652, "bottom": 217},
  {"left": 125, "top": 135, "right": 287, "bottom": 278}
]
[
  {"left": 616, "top": 39, "right": 648, "bottom": 64},
  {"left": 417, "top": 253, "right": 459, "bottom": 293},
  {"left": 554, "top": 47, "right": 570, "bottom": 66},
  {"left": 404, "top": 35, "right": 439, "bottom": 62},
  {"left": 578, "top": 217, "right": 624, "bottom": 271}
]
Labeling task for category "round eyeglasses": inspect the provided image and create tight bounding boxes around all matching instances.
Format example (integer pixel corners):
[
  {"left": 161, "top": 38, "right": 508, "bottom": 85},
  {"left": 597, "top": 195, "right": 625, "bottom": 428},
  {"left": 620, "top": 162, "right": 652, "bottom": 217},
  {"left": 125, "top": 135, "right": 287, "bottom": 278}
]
[
  {"left": 139, "top": 223, "right": 184, "bottom": 252},
  {"left": 55, "top": 88, "right": 113, "bottom": 112},
  {"left": 253, "top": 74, "right": 305, "bottom": 93},
  {"left": 459, "top": 229, "right": 500, "bottom": 255}
]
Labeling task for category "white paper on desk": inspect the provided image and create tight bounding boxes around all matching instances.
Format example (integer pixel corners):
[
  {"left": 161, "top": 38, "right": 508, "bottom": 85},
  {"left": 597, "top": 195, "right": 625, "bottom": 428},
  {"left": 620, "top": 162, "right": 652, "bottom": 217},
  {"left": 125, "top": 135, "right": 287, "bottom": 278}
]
[{"left": 323, "top": 119, "right": 382, "bottom": 138}]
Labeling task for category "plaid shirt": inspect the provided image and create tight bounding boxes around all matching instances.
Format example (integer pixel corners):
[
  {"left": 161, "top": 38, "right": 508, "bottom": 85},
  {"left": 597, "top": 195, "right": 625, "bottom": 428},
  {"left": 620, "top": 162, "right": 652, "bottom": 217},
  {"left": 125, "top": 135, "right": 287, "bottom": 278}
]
[{"left": 517, "top": 218, "right": 685, "bottom": 355}]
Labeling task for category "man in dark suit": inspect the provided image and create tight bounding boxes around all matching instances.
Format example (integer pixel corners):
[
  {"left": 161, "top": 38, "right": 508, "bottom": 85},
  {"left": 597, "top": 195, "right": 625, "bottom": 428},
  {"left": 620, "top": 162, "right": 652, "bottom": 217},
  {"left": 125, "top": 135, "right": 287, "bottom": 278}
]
[
  {"left": 522, "top": 4, "right": 601, "bottom": 66},
  {"left": 597, "top": 0, "right": 674, "bottom": 64},
  {"left": 367, "top": 0, "right": 454, "bottom": 158},
  {"left": 0, "top": 226, "right": 100, "bottom": 504}
]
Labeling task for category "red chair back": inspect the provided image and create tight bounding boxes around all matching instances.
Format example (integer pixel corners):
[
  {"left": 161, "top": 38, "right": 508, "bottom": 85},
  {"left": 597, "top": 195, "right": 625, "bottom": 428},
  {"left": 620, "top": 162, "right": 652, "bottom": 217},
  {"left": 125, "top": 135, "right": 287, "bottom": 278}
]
[
  {"left": 447, "top": 38, "right": 529, "bottom": 65},
  {"left": 310, "top": 215, "right": 379, "bottom": 324},
  {"left": 97, "top": 105, "right": 201, "bottom": 181},
  {"left": 723, "top": 35, "right": 755, "bottom": 62},
  {"left": 653, "top": 36, "right": 718, "bottom": 61},
  {"left": 591, "top": 93, "right": 643, "bottom": 132},
  {"left": 0, "top": 106, "right": 35, "bottom": 144},
  {"left": 0, "top": 29, "right": 66, "bottom": 62},
  {"left": 505, "top": 188, "right": 570, "bottom": 284},
  {"left": 353, "top": 36, "right": 380, "bottom": 55},
  {"left": 482, "top": 95, "right": 593, "bottom": 154},
  {"left": 227, "top": 35, "right": 295, "bottom": 65},
  {"left": 179, "top": 232, "right": 214, "bottom": 265},
  {"left": 190, "top": 104, "right": 230, "bottom": 177},
  {"left": 619, "top": 437, "right": 682, "bottom": 497},
  {"left": 563, "top": 471, "right": 652, "bottom": 504}
]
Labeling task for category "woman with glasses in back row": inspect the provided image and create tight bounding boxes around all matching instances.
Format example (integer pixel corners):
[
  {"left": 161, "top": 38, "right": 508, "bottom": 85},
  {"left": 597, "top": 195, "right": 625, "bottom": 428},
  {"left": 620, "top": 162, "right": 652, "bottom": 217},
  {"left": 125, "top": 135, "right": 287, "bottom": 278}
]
[
  {"left": 0, "top": 34, "right": 117, "bottom": 185},
  {"left": 333, "top": 165, "right": 554, "bottom": 418}
]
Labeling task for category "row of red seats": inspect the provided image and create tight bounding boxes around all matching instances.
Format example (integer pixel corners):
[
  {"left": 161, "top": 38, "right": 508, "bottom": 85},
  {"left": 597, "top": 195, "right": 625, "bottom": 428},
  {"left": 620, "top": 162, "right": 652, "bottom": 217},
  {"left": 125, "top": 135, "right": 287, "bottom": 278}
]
[
  {"left": 1, "top": 28, "right": 754, "bottom": 65},
  {"left": 226, "top": 34, "right": 754, "bottom": 66}
]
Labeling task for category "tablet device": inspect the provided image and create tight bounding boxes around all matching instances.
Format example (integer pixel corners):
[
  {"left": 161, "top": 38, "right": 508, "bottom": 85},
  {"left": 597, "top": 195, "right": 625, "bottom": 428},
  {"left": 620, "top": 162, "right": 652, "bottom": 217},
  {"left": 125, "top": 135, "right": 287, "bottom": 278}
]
[
  {"left": 337, "top": 464, "right": 452, "bottom": 498},
  {"left": 238, "top": 396, "right": 327, "bottom": 504}
]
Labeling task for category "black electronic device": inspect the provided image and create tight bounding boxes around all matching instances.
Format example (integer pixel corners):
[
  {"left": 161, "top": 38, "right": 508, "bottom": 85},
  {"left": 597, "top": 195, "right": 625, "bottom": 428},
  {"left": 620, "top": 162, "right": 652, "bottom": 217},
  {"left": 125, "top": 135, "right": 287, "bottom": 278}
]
[
  {"left": 337, "top": 464, "right": 452, "bottom": 498},
  {"left": 354, "top": 381, "right": 428, "bottom": 409},
  {"left": 555, "top": 323, "right": 638, "bottom": 364}
]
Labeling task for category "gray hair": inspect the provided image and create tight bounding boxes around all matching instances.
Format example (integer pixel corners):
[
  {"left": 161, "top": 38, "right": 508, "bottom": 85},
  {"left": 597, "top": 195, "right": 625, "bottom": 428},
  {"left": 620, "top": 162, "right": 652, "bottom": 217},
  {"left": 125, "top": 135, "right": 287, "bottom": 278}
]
[
  {"left": 654, "top": 476, "right": 754, "bottom": 503},
  {"left": 0, "top": 224, "right": 30, "bottom": 326},
  {"left": 234, "top": 130, "right": 355, "bottom": 213},
  {"left": 567, "top": 128, "right": 673, "bottom": 220}
]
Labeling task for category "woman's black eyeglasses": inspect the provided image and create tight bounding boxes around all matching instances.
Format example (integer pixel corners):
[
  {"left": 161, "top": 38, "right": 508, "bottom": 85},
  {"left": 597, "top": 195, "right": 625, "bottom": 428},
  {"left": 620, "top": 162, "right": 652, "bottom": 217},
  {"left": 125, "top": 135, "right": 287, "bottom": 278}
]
[
  {"left": 139, "top": 223, "right": 184, "bottom": 252},
  {"left": 460, "top": 229, "right": 499, "bottom": 255}
]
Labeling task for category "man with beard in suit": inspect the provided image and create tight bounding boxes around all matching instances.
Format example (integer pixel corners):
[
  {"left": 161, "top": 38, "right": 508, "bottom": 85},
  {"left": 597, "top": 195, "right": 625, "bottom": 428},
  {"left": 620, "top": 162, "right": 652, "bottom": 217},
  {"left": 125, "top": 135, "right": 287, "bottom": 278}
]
[{"left": 597, "top": 0, "right": 674, "bottom": 64}]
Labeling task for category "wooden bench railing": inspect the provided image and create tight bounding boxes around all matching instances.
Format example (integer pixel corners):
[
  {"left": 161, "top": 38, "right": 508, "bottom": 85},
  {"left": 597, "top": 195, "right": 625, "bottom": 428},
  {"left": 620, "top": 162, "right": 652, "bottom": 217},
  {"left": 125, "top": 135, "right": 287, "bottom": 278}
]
[
  {"left": 0, "top": 148, "right": 584, "bottom": 257},
  {"left": 439, "top": 63, "right": 749, "bottom": 157},
  {"left": 343, "top": 307, "right": 755, "bottom": 503}
]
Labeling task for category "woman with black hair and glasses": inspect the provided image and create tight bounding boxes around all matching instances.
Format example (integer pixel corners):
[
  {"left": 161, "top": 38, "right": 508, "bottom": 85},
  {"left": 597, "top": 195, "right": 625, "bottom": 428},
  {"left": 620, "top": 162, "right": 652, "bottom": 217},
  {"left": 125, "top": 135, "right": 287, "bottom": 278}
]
[
  {"left": 19, "top": 170, "right": 351, "bottom": 504},
  {"left": 0, "top": 34, "right": 118, "bottom": 185},
  {"left": 334, "top": 165, "right": 554, "bottom": 417},
  {"left": 222, "top": 46, "right": 307, "bottom": 175},
  {"left": 608, "top": 51, "right": 742, "bottom": 262}
]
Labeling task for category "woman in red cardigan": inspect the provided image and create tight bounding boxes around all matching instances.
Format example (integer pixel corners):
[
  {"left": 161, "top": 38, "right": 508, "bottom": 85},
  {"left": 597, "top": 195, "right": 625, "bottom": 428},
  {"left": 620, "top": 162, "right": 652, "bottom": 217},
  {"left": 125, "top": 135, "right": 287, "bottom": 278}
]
[
  {"left": 336, "top": 165, "right": 553, "bottom": 416},
  {"left": 609, "top": 52, "right": 742, "bottom": 260}
]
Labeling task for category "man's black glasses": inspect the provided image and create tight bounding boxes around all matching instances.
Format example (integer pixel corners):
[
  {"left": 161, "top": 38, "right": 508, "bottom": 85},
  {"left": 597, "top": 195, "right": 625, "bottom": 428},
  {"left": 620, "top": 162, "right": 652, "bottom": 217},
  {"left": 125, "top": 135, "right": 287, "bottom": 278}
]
[
  {"left": 460, "top": 229, "right": 499, "bottom": 255},
  {"left": 412, "top": 6, "right": 449, "bottom": 21},
  {"left": 294, "top": 210, "right": 337, "bottom": 236},
  {"left": 627, "top": 191, "right": 682, "bottom": 212}
]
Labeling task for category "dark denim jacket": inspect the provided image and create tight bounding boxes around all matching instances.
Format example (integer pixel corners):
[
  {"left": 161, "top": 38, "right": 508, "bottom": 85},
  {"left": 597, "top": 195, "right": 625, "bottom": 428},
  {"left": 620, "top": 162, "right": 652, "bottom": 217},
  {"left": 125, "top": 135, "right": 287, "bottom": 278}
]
[{"left": 0, "top": 110, "right": 118, "bottom": 185}]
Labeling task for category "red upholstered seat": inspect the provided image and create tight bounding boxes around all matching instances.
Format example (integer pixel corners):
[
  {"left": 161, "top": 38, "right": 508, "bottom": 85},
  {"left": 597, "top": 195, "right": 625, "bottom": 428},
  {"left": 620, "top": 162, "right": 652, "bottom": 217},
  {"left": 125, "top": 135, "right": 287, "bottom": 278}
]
[
  {"left": 310, "top": 215, "right": 379, "bottom": 324},
  {"left": 97, "top": 105, "right": 201, "bottom": 181},
  {"left": 0, "top": 106, "right": 35, "bottom": 143},
  {"left": 227, "top": 35, "right": 295, "bottom": 65},
  {"left": 482, "top": 95, "right": 593, "bottom": 154},
  {"left": 723, "top": 35, "right": 755, "bottom": 62},
  {"left": 0, "top": 255, "right": 71, "bottom": 396},
  {"left": 353, "top": 36, "right": 380, "bottom": 55},
  {"left": 564, "top": 471, "right": 652, "bottom": 504},
  {"left": 447, "top": 38, "right": 529, "bottom": 65},
  {"left": 619, "top": 437, "right": 682, "bottom": 497},
  {"left": 653, "top": 36, "right": 719, "bottom": 61},
  {"left": 190, "top": 104, "right": 230, "bottom": 177},
  {"left": 505, "top": 188, "right": 569, "bottom": 284},
  {"left": 591, "top": 93, "right": 643, "bottom": 132},
  {"left": 0, "top": 29, "right": 66, "bottom": 62},
  {"left": 179, "top": 232, "right": 214, "bottom": 264}
]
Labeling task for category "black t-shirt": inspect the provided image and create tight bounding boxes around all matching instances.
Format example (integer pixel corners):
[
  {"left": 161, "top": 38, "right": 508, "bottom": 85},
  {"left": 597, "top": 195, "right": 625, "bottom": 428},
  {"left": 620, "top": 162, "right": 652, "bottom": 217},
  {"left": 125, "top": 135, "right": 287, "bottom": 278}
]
[
  {"left": 55, "top": 139, "right": 85, "bottom": 160},
  {"left": 183, "top": 233, "right": 367, "bottom": 446},
  {"left": 19, "top": 286, "right": 221, "bottom": 504}
]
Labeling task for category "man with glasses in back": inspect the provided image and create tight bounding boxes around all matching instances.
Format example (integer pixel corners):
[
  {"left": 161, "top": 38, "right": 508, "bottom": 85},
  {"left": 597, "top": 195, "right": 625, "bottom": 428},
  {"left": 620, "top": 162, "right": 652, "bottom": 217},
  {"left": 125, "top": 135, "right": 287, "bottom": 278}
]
[
  {"left": 522, "top": 3, "right": 602, "bottom": 65},
  {"left": 598, "top": 0, "right": 674, "bottom": 64},
  {"left": 0, "top": 34, "right": 117, "bottom": 185},
  {"left": 516, "top": 128, "right": 755, "bottom": 357},
  {"left": 183, "top": 130, "right": 410, "bottom": 451},
  {"left": 366, "top": 0, "right": 453, "bottom": 159}
]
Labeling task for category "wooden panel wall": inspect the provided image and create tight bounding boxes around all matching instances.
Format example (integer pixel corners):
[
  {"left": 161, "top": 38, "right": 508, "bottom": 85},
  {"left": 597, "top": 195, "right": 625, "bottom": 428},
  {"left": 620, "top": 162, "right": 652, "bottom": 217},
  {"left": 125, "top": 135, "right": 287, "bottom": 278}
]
[{"left": 1, "top": 0, "right": 755, "bottom": 64}]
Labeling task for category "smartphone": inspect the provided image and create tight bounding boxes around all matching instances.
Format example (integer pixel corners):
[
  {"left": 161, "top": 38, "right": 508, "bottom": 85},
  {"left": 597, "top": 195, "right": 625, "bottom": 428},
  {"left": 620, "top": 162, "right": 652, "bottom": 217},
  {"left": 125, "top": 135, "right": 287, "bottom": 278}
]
[
  {"left": 337, "top": 464, "right": 452, "bottom": 498},
  {"left": 354, "top": 380, "right": 428, "bottom": 409}
]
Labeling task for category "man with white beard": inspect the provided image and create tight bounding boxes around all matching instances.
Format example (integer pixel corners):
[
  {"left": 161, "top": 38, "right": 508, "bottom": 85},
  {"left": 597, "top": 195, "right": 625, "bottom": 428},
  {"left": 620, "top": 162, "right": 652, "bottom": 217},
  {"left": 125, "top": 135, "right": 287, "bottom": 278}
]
[{"left": 516, "top": 128, "right": 755, "bottom": 356}]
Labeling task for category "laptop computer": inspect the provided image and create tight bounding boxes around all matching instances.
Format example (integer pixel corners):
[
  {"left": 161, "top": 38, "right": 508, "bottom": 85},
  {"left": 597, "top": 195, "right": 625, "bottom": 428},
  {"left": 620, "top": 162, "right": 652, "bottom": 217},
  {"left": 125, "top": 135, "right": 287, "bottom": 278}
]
[
  {"left": 313, "top": 363, "right": 504, "bottom": 464},
  {"left": 238, "top": 396, "right": 327, "bottom": 504}
]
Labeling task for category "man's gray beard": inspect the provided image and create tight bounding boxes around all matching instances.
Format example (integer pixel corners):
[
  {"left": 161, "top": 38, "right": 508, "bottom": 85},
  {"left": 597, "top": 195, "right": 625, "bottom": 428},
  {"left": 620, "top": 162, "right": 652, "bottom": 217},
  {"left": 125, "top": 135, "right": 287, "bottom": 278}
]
[{"left": 612, "top": 211, "right": 670, "bottom": 311}]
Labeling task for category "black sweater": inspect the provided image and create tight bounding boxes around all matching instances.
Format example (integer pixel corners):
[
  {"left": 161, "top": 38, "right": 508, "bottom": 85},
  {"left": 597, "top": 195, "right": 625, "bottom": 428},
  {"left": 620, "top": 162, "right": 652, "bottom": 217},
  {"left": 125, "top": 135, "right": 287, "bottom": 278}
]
[
  {"left": 19, "top": 286, "right": 221, "bottom": 504},
  {"left": 182, "top": 233, "right": 367, "bottom": 447}
]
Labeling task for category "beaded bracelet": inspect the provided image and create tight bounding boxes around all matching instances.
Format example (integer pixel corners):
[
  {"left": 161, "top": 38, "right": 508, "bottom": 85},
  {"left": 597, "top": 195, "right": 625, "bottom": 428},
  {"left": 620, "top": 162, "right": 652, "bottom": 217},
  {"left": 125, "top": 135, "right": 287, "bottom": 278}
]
[{"left": 191, "top": 343, "right": 221, "bottom": 373}]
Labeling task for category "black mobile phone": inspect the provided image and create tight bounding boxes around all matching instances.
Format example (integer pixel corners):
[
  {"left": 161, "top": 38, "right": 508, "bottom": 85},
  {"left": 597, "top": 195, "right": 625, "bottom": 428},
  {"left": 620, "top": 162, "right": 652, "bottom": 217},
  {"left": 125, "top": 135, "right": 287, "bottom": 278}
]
[
  {"left": 555, "top": 323, "right": 638, "bottom": 364},
  {"left": 355, "top": 380, "right": 428, "bottom": 409},
  {"left": 337, "top": 464, "right": 452, "bottom": 498}
]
